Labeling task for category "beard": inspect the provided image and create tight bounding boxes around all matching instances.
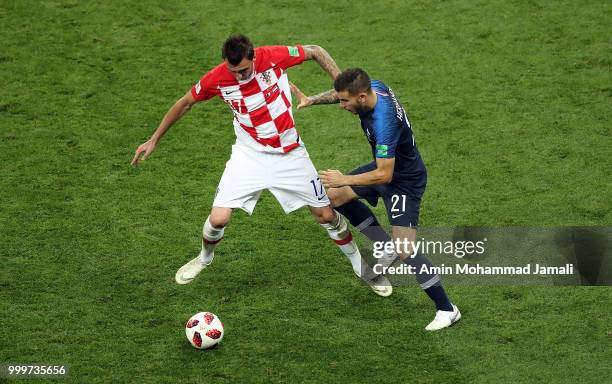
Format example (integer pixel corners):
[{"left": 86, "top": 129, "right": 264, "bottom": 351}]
[{"left": 354, "top": 102, "right": 373, "bottom": 114}]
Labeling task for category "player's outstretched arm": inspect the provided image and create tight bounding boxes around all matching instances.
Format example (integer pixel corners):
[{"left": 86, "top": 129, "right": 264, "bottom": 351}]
[
  {"left": 320, "top": 157, "right": 395, "bottom": 188},
  {"left": 308, "top": 89, "right": 339, "bottom": 106},
  {"left": 302, "top": 45, "right": 341, "bottom": 80},
  {"left": 289, "top": 81, "right": 338, "bottom": 109},
  {"left": 131, "top": 90, "right": 198, "bottom": 166}
]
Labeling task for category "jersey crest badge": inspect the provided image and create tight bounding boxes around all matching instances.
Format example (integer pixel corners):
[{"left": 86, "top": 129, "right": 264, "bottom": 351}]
[{"left": 261, "top": 70, "right": 272, "bottom": 85}]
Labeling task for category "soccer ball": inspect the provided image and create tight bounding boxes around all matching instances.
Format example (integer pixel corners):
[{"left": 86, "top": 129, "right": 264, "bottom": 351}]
[{"left": 185, "top": 312, "right": 224, "bottom": 350}]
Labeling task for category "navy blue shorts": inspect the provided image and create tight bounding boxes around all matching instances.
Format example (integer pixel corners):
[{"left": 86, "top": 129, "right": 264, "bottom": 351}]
[{"left": 349, "top": 162, "right": 427, "bottom": 227}]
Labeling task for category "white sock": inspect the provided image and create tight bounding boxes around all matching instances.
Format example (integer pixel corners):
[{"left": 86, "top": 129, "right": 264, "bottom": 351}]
[
  {"left": 342, "top": 242, "right": 365, "bottom": 277},
  {"left": 198, "top": 216, "right": 224, "bottom": 264},
  {"left": 321, "top": 212, "right": 371, "bottom": 278}
]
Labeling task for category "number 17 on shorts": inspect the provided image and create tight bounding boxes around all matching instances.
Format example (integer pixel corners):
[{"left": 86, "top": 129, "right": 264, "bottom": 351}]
[{"left": 310, "top": 177, "right": 326, "bottom": 201}]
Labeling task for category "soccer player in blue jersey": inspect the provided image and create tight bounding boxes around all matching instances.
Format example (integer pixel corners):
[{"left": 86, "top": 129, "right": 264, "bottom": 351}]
[{"left": 290, "top": 68, "right": 461, "bottom": 330}]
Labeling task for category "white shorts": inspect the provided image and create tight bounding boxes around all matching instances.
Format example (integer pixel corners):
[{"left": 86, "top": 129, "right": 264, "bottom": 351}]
[{"left": 213, "top": 144, "right": 330, "bottom": 214}]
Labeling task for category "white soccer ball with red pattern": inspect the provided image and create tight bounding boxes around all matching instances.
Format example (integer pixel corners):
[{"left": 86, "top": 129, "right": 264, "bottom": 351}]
[{"left": 185, "top": 312, "right": 224, "bottom": 350}]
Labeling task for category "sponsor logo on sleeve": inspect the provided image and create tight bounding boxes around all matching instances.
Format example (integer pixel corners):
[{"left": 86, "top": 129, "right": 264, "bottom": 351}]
[
  {"left": 376, "top": 144, "right": 389, "bottom": 157},
  {"left": 288, "top": 46, "right": 299, "bottom": 57}
]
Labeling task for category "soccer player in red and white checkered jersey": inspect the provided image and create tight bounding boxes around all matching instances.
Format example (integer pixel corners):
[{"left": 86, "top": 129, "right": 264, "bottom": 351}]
[{"left": 131, "top": 34, "right": 391, "bottom": 296}]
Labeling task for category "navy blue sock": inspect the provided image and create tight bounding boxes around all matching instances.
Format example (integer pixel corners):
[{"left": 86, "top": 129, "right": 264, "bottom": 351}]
[
  {"left": 338, "top": 201, "right": 453, "bottom": 311},
  {"left": 424, "top": 284, "right": 453, "bottom": 311},
  {"left": 402, "top": 251, "right": 453, "bottom": 311},
  {"left": 336, "top": 200, "right": 391, "bottom": 243}
]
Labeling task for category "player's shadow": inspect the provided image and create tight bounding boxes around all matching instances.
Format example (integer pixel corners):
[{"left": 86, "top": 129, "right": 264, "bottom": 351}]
[
  {"left": 453, "top": 226, "right": 611, "bottom": 285},
  {"left": 554, "top": 227, "right": 610, "bottom": 285},
  {"left": 451, "top": 227, "right": 491, "bottom": 261}
]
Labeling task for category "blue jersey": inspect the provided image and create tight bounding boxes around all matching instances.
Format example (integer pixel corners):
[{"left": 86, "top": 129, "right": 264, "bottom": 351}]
[{"left": 358, "top": 80, "right": 426, "bottom": 180}]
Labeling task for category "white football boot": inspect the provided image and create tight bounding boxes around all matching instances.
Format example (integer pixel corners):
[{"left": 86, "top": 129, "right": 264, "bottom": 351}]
[
  {"left": 425, "top": 304, "right": 461, "bottom": 331},
  {"left": 175, "top": 255, "right": 210, "bottom": 285},
  {"left": 366, "top": 274, "right": 393, "bottom": 297}
]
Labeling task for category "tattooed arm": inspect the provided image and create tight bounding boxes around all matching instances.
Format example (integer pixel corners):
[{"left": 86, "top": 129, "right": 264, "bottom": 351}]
[
  {"left": 289, "top": 82, "right": 339, "bottom": 109},
  {"left": 290, "top": 45, "right": 341, "bottom": 108},
  {"left": 302, "top": 45, "right": 341, "bottom": 80},
  {"left": 308, "top": 89, "right": 339, "bottom": 105}
]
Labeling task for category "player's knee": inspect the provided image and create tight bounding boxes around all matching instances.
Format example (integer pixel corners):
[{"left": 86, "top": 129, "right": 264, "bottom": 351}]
[
  {"left": 209, "top": 209, "right": 231, "bottom": 228},
  {"left": 397, "top": 250, "right": 412, "bottom": 261},
  {"left": 312, "top": 206, "right": 337, "bottom": 224},
  {"left": 394, "top": 240, "right": 416, "bottom": 261}
]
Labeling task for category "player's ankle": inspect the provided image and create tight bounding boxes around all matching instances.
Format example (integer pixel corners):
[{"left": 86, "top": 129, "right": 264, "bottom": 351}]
[{"left": 198, "top": 251, "right": 214, "bottom": 265}]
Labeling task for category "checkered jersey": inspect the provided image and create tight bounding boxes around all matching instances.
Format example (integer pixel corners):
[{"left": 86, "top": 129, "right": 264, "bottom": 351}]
[{"left": 191, "top": 45, "right": 306, "bottom": 153}]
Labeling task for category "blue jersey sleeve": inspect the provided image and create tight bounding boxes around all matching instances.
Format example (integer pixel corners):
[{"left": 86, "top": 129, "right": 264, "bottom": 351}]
[{"left": 372, "top": 98, "right": 400, "bottom": 158}]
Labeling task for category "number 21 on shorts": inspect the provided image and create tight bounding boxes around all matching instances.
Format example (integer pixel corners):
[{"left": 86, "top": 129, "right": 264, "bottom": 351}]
[{"left": 391, "top": 194, "right": 406, "bottom": 216}]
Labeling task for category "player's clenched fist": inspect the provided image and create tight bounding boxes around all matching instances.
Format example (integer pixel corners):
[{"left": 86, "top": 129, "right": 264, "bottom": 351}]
[{"left": 131, "top": 139, "right": 157, "bottom": 166}]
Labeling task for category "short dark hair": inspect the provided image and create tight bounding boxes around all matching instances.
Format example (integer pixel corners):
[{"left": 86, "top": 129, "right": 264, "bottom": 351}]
[
  {"left": 222, "top": 34, "right": 254, "bottom": 65},
  {"left": 334, "top": 68, "right": 371, "bottom": 95}
]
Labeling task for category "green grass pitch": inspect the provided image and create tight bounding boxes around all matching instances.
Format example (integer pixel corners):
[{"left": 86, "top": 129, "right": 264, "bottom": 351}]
[{"left": 1, "top": 1, "right": 610, "bottom": 383}]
